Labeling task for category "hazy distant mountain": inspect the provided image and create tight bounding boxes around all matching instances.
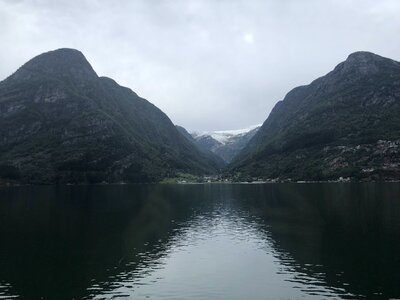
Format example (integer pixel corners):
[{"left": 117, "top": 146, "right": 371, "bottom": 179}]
[
  {"left": 230, "top": 52, "right": 400, "bottom": 181},
  {"left": 175, "top": 125, "right": 226, "bottom": 168},
  {"left": 191, "top": 125, "right": 261, "bottom": 163},
  {"left": 0, "top": 48, "right": 222, "bottom": 184}
]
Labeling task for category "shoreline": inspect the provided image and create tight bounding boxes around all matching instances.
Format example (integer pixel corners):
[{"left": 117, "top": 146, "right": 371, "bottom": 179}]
[{"left": 1, "top": 179, "right": 400, "bottom": 188}]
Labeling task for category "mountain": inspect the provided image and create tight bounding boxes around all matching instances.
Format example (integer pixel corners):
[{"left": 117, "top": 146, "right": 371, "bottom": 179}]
[
  {"left": 230, "top": 51, "right": 400, "bottom": 181},
  {"left": 175, "top": 125, "right": 196, "bottom": 143},
  {"left": 0, "top": 48, "right": 222, "bottom": 184},
  {"left": 191, "top": 125, "right": 261, "bottom": 163},
  {"left": 175, "top": 125, "right": 226, "bottom": 168}
]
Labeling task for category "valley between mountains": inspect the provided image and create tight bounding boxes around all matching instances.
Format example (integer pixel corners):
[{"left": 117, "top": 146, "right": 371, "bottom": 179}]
[{"left": 1, "top": 49, "right": 399, "bottom": 184}]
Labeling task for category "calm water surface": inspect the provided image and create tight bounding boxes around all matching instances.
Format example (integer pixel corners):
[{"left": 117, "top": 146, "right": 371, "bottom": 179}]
[{"left": 0, "top": 183, "right": 400, "bottom": 299}]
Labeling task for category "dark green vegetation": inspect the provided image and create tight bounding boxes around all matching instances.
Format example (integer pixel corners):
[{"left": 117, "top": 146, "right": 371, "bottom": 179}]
[
  {"left": 175, "top": 125, "right": 195, "bottom": 142},
  {"left": 1, "top": 49, "right": 399, "bottom": 184},
  {"left": 0, "top": 49, "right": 223, "bottom": 184},
  {"left": 230, "top": 52, "right": 400, "bottom": 181}
]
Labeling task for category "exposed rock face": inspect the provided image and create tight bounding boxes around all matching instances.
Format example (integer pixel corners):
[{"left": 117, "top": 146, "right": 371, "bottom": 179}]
[
  {"left": 0, "top": 48, "right": 222, "bottom": 184},
  {"left": 230, "top": 51, "right": 400, "bottom": 181},
  {"left": 175, "top": 125, "right": 226, "bottom": 168},
  {"left": 8, "top": 48, "right": 98, "bottom": 83},
  {"left": 323, "top": 140, "right": 400, "bottom": 180},
  {"left": 191, "top": 125, "right": 260, "bottom": 163}
]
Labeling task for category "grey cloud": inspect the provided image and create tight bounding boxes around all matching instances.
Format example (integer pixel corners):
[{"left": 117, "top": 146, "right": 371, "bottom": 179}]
[{"left": 1, "top": 0, "right": 400, "bottom": 130}]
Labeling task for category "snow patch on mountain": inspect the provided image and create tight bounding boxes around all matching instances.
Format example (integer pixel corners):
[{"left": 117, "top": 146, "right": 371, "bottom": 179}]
[{"left": 191, "top": 124, "right": 262, "bottom": 145}]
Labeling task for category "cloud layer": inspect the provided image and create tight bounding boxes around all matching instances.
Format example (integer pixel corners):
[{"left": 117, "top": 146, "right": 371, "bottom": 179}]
[{"left": 1, "top": 0, "right": 400, "bottom": 130}]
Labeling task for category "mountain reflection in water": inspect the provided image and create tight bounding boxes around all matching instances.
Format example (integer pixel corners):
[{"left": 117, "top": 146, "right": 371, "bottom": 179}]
[{"left": 0, "top": 183, "right": 399, "bottom": 299}]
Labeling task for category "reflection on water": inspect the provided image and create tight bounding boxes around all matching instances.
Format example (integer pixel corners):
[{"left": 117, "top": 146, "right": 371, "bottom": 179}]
[{"left": 0, "top": 183, "right": 399, "bottom": 299}]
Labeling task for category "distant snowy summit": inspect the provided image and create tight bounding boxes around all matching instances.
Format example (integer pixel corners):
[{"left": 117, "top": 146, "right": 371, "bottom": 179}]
[
  {"left": 190, "top": 124, "right": 262, "bottom": 163},
  {"left": 191, "top": 124, "right": 261, "bottom": 145}
]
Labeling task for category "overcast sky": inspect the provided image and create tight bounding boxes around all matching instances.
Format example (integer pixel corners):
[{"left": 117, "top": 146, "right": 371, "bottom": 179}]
[{"left": 1, "top": 0, "right": 400, "bottom": 131}]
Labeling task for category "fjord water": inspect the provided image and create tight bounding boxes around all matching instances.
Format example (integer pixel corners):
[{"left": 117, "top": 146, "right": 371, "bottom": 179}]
[{"left": 0, "top": 184, "right": 399, "bottom": 299}]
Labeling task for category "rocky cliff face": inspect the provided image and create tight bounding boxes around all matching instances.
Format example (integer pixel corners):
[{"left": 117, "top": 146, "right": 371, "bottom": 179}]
[
  {"left": 230, "top": 52, "right": 400, "bottom": 181},
  {"left": 0, "top": 48, "right": 222, "bottom": 184},
  {"left": 175, "top": 125, "right": 226, "bottom": 168},
  {"left": 191, "top": 125, "right": 260, "bottom": 163}
]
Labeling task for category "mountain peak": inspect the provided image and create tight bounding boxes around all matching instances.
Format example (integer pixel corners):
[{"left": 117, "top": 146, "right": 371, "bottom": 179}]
[
  {"left": 346, "top": 51, "right": 381, "bottom": 62},
  {"left": 0, "top": 49, "right": 223, "bottom": 184},
  {"left": 190, "top": 125, "right": 261, "bottom": 163},
  {"left": 9, "top": 48, "right": 98, "bottom": 82},
  {"left": 336, "top": 51, "right": 399, "bottom": 75},
  {"left": 230, "top": 51, "right": 400, "bottom": 181}
]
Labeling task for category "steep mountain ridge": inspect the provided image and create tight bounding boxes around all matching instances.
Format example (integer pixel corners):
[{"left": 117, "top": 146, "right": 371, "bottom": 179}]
[
  {"left": 0, "top": 48, "right": 222, "bottom": 184},
  {"left": 230, "top": 51, "right": 400, "bottom": 181},
  {"left": 191, "top": 125, "right": 261, "bottom": 163},
  {"left": 175, "top": 125, "right": 226, "bottom": 167}
]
